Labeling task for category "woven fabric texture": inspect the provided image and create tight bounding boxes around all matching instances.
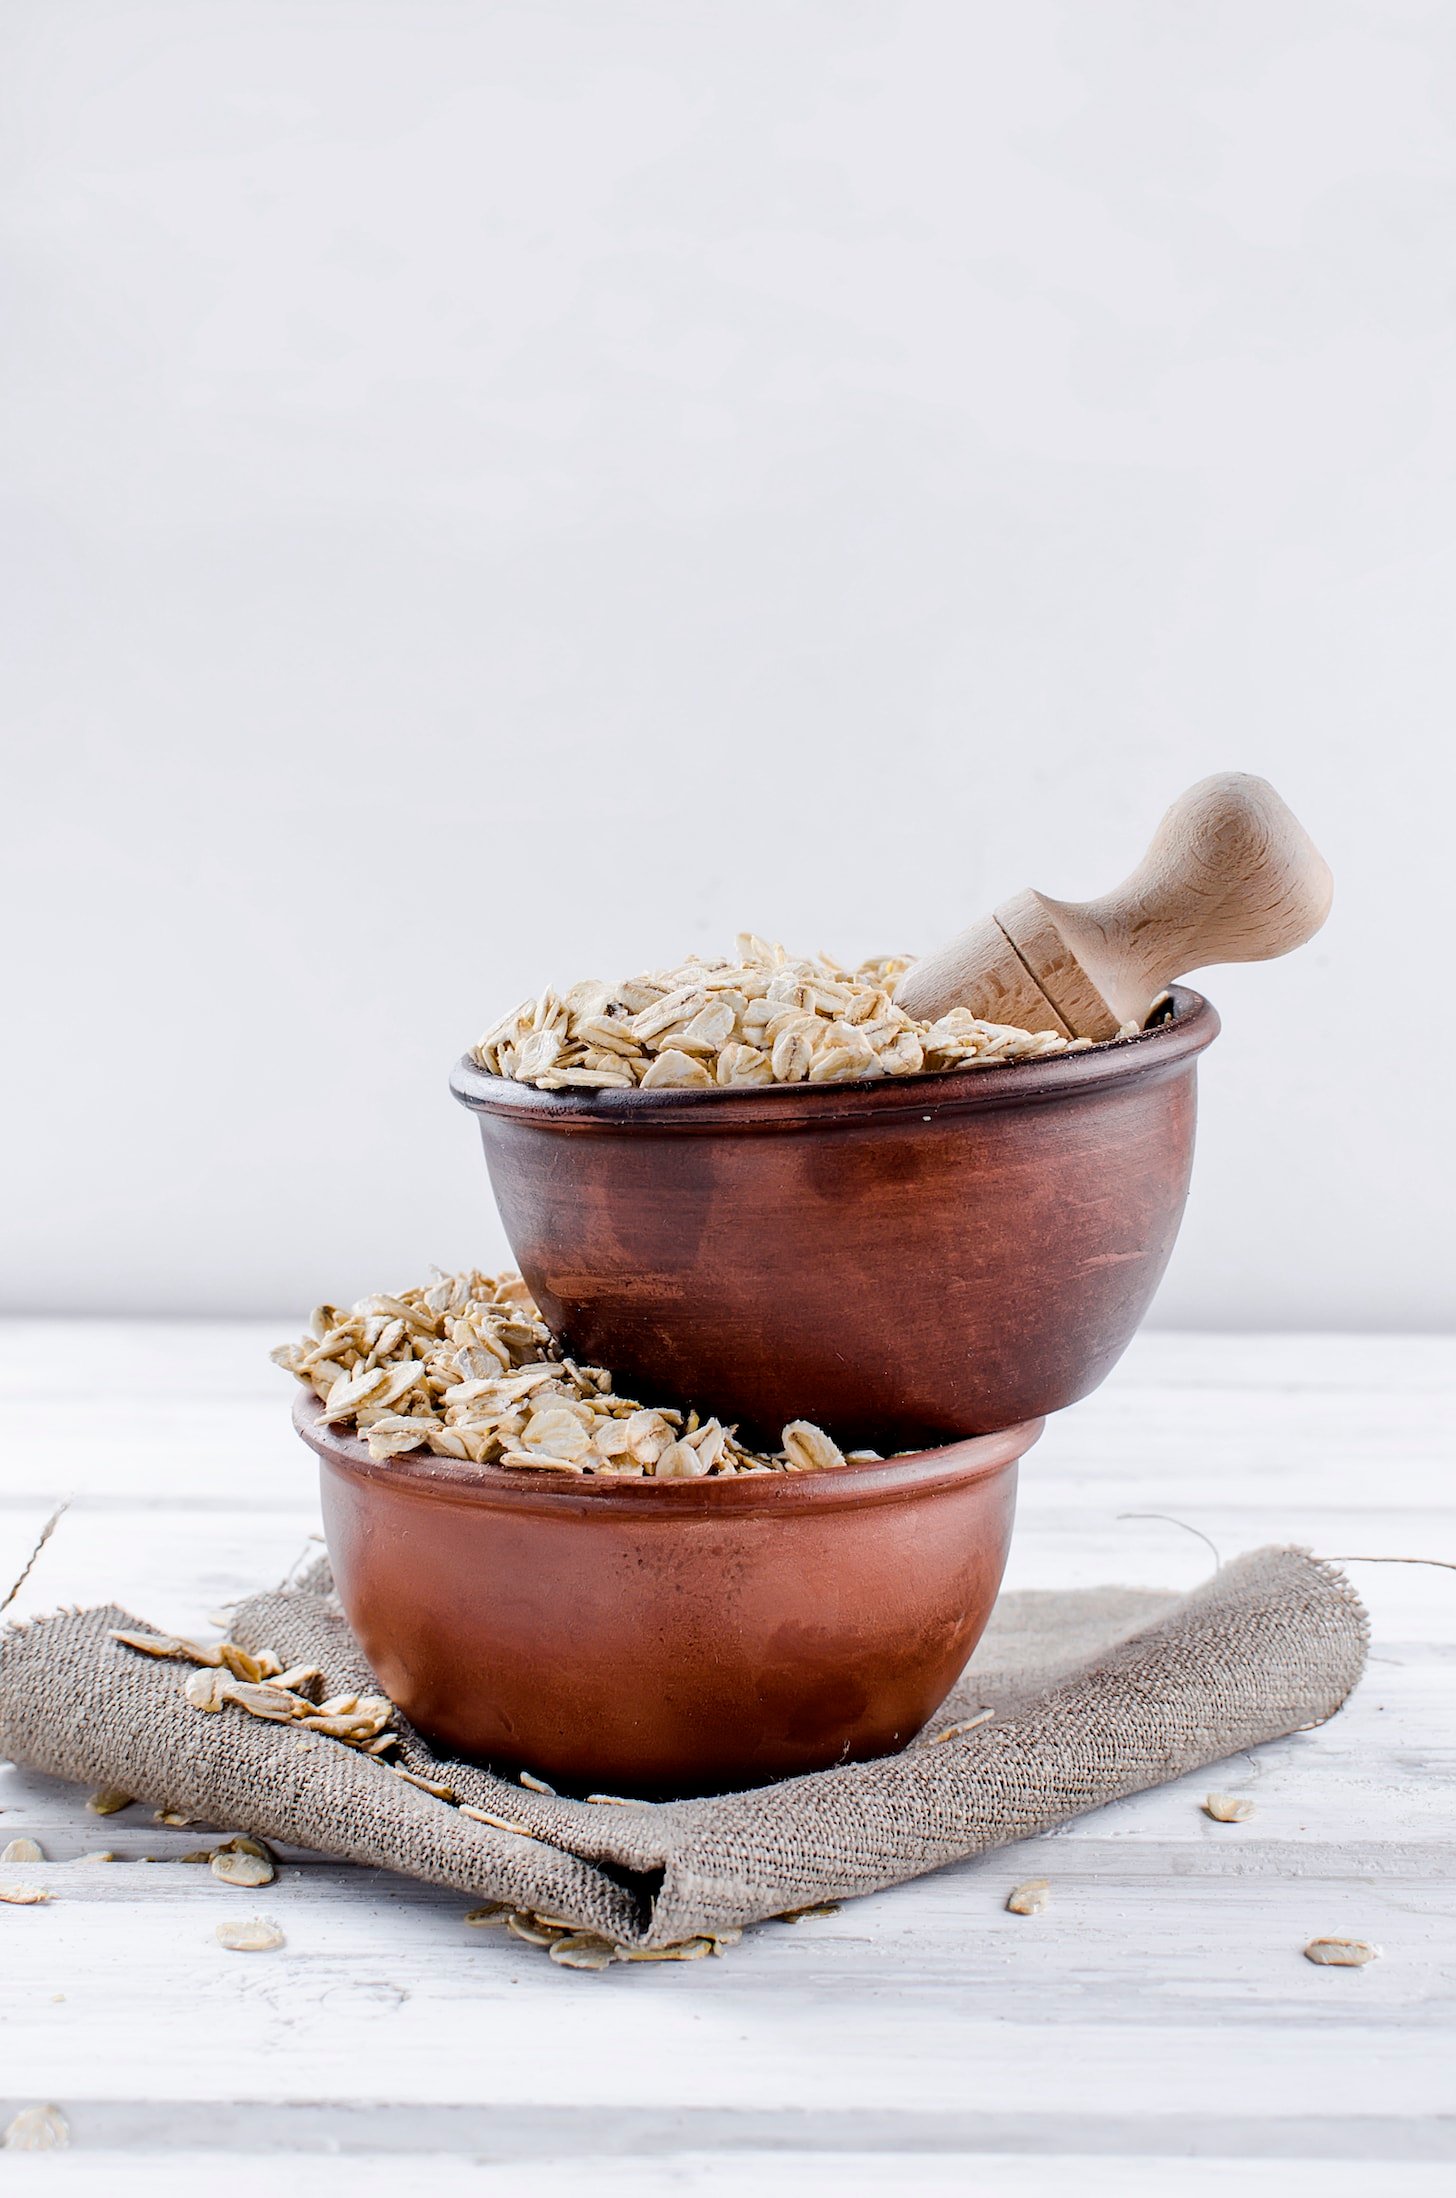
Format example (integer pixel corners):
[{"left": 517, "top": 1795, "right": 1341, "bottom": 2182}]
[{"left": 0, "top": 1546, "right": 1367, "bottom": 1946}]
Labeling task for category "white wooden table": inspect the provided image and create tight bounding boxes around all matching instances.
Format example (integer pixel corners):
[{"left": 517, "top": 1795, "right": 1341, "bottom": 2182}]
[{"left": 1, "top": 1324, "right": 1452, "bottom": 2194}]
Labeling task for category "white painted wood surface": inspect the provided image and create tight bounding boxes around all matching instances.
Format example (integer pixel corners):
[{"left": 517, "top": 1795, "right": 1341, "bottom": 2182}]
[{"left": 1, "top": 1324, "right": 1452, "bottom": 2194}]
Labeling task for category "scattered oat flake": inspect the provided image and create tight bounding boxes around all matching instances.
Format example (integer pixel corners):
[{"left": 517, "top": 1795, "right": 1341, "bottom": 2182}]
[
  {"left": 86, "top": 1787, "right": 132, "bottom": 1816},
  {"left": 0, "top": 1884, "right": 49, "bottom": 1905},
  {"left": 930, "top": 1709, "right": 993, "bottom": 1744},
  {"left": 1006, "top": 1879, "right": 1051, "bottom": 1916},
  {"left": 459, "top": 1806, "right": 535, "bottom": 1837},
  {"left": 777, "top": 1902, "right": 841, "bottom": 1922},
  {"left": 1204, "top": 1793, "right": 1255, "bottom": 1822},
  {"left": 549, "top": 1933, "right": 617, "bottom": 1969},
  {"left": 505, "top": 1912, "right": 561, "bottom": 1946},
  {"left": 111, "top": 1627, "right": 189, "bottom": 1658},
  {"left": 463, "top": 1907, "right": 745, "bottom": 1967},
  {"left": 185, "top": 1667, "right": 226, "bottom": 1712},
  {"left": 519, "top": 1771, "right": 556, "bottom": 1795},
  {"left": 216, "top": 1918, "right": 285, "bottom": 1953},
  {"left": 586, "top": 1792, "right": 642, "bottom": 1807},
  {"left": 210, "top": 1849, "right": 275, "bottom": 1888},
  {"left": 618, "top": 1937, "right": 715, "bottom": 1963},
  {"left": 78, "top": 1851, "right": 116, "bottom": 1863},
  {"left": 3, "top": 2103, "right": 69, "bottom": 2152},
  {"left": 273, "top": 1663, "right": 324, "bottom": 1696},
  {"left": 1305, "top": 1937, "right": 1380, "bottom": 1968},
  {"left": 154, "top": 1809, "right": 193, "bottom": 1827},
  {"left": 1, "top": 1837, "right": 43, "bottom": 1863},
  {"left": 391, "top": 1767, "right": 457, "bottom": 1801}
]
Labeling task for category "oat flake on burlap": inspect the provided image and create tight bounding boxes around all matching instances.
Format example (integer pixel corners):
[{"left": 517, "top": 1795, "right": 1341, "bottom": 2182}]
[{"left": 0, "top": 1548, "right": 1366, "bottom": 1948}]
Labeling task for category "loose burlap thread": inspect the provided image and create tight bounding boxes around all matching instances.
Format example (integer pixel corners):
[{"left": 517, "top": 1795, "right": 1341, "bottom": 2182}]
[{"left": 0, "top": 1546, "right": 1366, "bottom": 1946}]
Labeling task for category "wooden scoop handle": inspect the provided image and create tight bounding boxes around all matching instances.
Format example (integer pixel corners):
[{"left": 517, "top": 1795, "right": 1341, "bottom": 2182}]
[{"left": 897, "top": 774, "right": 1333, "bottom": 1036}]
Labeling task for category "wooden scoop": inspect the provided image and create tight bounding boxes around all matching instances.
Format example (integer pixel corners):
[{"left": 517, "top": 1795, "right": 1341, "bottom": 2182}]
[{"left": 895, "top": 773, "right": 1333, "bottom": 1039}]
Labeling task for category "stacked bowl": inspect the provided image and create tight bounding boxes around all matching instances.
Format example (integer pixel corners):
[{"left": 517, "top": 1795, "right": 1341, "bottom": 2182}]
[{"left": 297, "top": 988, "right": 1219, "bottom": 1795}]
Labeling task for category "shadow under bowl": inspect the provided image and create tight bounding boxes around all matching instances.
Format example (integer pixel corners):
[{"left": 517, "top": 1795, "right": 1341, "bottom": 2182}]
[
  {"left": 449, "top": 986, "right": 1219, "bottom": 1451},
  {"left": 295, "top": 1391, "right": 1038, "bottom": 1798}
]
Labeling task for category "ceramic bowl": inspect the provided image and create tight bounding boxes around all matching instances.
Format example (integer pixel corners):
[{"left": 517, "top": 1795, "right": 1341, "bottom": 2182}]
[
  {"left": 296, "top": 1391, "right": 1039, "bottom": 1797},
  {"left": 449, "top": 986, "right": 1219, "bottom": 1450}
]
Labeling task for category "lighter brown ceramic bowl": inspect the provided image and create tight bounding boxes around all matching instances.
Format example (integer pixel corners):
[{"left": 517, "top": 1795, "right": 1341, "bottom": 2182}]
[
  {"left": 296, "top": 1391, "right": 1038, "bottom": 1797},
  {"left": 450, "top": 987, "right": 1219, "bottom": 1451}
]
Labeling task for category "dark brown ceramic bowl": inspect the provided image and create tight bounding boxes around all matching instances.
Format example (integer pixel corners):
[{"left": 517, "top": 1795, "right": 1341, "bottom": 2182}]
[
  {"left": 296, "top": 1390, "right": 1037, "bottom": 1797},
  {"left": 450, "top": 986, "right": 1219, "bottom": 1451}
]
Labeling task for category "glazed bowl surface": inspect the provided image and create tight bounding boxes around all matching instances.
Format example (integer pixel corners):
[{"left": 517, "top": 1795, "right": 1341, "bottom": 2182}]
[
  {"left": 450, "top": 987, "right": 1219, "bottom": 1450},
  {"left": 296, "top": 1391, "right": 1037, "bottom": 1798}
]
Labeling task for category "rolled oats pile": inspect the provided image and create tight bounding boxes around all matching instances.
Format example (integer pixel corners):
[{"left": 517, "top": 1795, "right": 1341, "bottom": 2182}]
[
  {"left": 273, "top": 1269, "right": 864, "bottom": 1478},
  {"left": 471, "top": 934, "right": 1094, "bottom": 1092}
]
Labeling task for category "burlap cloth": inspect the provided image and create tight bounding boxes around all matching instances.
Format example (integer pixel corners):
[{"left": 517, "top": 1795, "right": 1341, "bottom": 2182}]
[{"left": 0, "top": 1547, "right": 1366, "bottom": 1947}]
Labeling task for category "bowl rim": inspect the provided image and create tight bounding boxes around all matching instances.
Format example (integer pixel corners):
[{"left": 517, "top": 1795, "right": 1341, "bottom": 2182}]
[
  {"left": 293, "top": 1388, "right": 1041, "bottom": 1517},
  {"left": 449, "top": 985, "right": 1218, "bottom": 1132}
]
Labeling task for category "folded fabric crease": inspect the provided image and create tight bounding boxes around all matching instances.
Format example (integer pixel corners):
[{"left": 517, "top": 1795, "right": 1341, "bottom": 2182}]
[{"left": 0, "top": 1546, "right": 1367, "bottom": 1947}]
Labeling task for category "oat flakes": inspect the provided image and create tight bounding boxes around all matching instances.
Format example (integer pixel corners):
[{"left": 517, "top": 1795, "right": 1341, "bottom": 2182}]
[
  {"left": 1304, "top": 1937, "right": 1379, "bottom": 1967},
  {"left": 86, "top": 1787, "right": 133, "bottom": 1816},
  {"left": 1203, "top": 1793, "right": 1256, "bottom": 1822},
  {"left": 210, "top": 1849, "right": 275, "bottom": 1888},
  {"left": 215, "top": 1918, "right": 285, "bottom": 1952},
  {"left": 3, "top": 2104, "right": 69, "bottom": 2152},
  {"left": 470, "top": 936, "right": 1109, "bottom": 1096},
  {"left": 272, "top": 1269, "right": 863, "bottom": 1481}
]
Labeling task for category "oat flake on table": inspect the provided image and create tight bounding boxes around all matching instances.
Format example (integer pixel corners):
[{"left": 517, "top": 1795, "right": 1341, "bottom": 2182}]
[
  {"left": 216, "top": 1917, "right": 285, "bottom": 1953},
  {"left": 3, "top": 2105, "right": 70, "bottom": 2152}
]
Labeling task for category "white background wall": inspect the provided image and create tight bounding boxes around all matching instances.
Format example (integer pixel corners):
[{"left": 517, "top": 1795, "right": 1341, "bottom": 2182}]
[{"left": 2, "top": 0, "right": 1451, "bottom": 1327}]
